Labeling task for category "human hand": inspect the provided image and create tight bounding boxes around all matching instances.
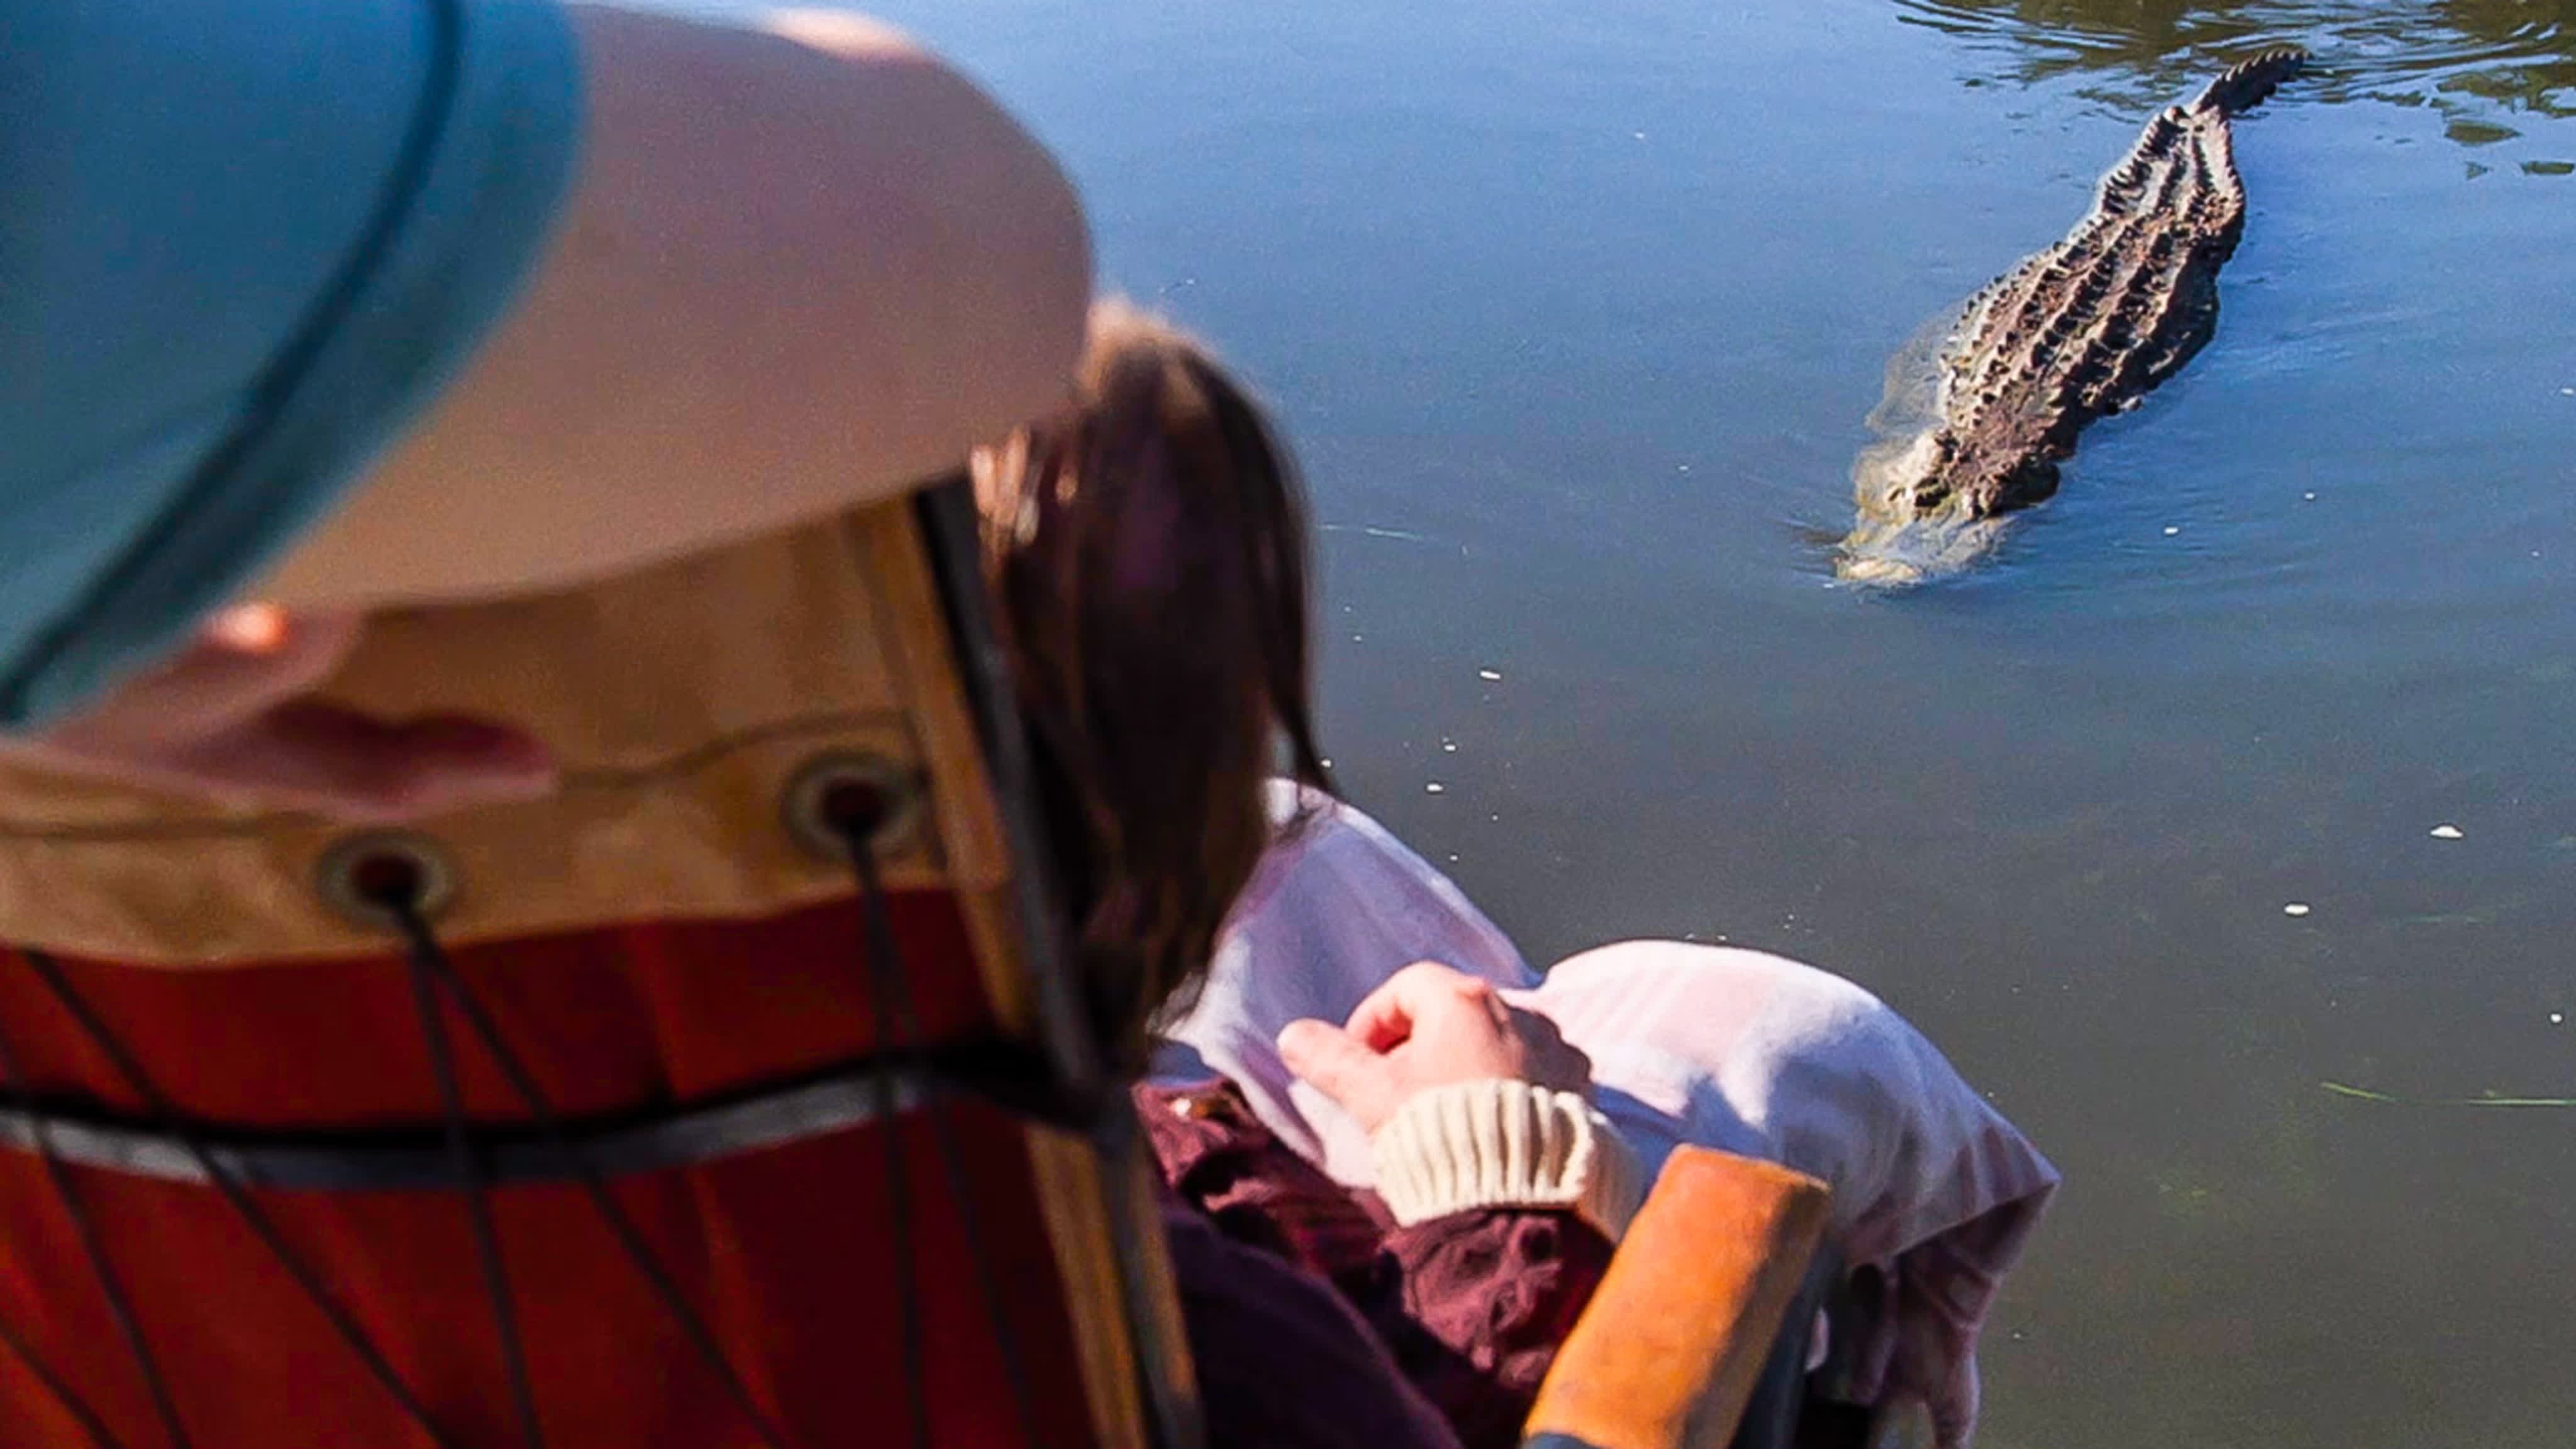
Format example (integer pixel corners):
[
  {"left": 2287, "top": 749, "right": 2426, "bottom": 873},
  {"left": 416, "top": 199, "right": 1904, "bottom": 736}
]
[
  {"left": 4, "top": 604, "right": 557, "bottom": 821},
  {"left": 1277, "top": 962, "right": 1592, "bottom": 1133}
]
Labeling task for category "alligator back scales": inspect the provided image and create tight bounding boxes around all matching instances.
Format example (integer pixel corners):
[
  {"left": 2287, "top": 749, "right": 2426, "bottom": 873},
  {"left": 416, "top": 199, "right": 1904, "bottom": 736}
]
[{"left": 1840, "top": 48, "right": 2307, "bottom": 583}]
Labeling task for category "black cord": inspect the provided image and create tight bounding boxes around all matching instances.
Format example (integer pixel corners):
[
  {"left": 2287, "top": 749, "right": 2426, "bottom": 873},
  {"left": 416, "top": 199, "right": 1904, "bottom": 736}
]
[
  {"left": 835, "top": 815, "right": 1048, "bottom": 1449},
  {"left": 0, "top": 1025, "right": 191, "bottom": 1449},
  {"left": 16, "top": 948, "right": 458, "bottom": 1448},
  {"left": 394, "top": 911, "right": 546, "bottom": 1449},
  {"left": 0, "top": 1307, "right": 130, "bottom": 1449},
  {"left": 0, "top": 990, "right": 142, "bottom": 1449},
  {"left": 389, "top": 914, "right": 793, "bottom": 1449},
  {"left": 0, "top": 1012, "right": 190, "bottom": 1449},
  {"left": 843, "top": 840, "right": 934, "bottom": 1449}
]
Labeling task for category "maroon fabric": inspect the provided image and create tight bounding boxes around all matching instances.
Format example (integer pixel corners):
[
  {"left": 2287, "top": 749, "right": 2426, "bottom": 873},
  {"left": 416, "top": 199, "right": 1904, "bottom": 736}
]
[
  {"left": 0, "top": 905, "right": 1099, "bottom": 1449},
  {"left": 0, "top": 895, "right": 993, "bottom": 1126},
  {"left": 1141, "top": 1080, "right": 1613, "bottom": 1449},
  {"left": 0, "top": 906, "right": 1602, "bottom": 1449},
  {"left": 0, "top": 1081, "right": 1107, "bottom": 1449}
]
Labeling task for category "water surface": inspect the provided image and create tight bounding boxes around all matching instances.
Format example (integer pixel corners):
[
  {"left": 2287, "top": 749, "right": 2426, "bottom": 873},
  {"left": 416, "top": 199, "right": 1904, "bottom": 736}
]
[{"left": 852, "top": 1, "right": 2571, "bottom": 1442}]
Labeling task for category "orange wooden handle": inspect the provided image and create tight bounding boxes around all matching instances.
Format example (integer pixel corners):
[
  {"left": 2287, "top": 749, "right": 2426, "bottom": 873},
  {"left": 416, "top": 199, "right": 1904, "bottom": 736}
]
[{"left": 1522, "top": 1146, "right": 1832, "bottom": 1449}]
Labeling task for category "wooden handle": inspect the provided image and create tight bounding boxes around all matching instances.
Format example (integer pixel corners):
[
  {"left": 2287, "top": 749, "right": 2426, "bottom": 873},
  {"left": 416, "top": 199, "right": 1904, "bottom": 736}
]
[{"left": 1521, "top": 1147, "right": 1832, "bottom": 1449}]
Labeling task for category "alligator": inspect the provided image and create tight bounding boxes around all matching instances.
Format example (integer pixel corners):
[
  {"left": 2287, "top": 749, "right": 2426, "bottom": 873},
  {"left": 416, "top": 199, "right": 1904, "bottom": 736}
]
[{"left": 1838, "top": 48, "right": 2308, "bottom": 584}]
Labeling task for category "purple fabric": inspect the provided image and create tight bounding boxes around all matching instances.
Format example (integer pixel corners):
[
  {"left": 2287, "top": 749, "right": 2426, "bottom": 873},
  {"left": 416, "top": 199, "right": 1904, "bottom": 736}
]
[
  {"left": 1146, "top": 1080, "right": 1612, "bottom": 1449},
  {"left": 1162, "top": 1201, "right": 1465, "bottom": 1449}
]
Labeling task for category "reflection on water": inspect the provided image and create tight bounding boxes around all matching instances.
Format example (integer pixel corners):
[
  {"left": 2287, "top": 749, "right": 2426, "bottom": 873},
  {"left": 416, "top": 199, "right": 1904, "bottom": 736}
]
[{"left": 1897, "top": 0, "right": 2575, "bottom": 164}]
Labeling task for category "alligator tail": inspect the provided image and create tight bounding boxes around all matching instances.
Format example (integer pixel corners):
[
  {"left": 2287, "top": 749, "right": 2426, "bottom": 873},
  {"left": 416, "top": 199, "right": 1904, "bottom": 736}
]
[{"left": 2193, "top": 47, "right": 2309, "bottom": 116}]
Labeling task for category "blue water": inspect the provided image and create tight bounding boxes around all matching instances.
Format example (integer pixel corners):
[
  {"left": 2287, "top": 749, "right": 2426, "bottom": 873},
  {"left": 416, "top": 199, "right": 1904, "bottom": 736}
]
[{"left": 735, "top": 0, "right": 2576, "bottom": 1441}]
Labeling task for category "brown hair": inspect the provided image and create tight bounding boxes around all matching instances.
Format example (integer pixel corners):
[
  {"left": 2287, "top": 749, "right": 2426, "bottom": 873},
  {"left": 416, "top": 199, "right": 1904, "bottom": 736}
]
[{"left": 976, "top": 301, "right": 1332, "bottom": 1076}]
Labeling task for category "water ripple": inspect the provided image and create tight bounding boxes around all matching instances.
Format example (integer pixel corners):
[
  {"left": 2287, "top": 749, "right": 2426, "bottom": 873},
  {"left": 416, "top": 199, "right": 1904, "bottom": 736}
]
[{"left": 1894, "top": 0, "right": 2576, "bottom": 150}]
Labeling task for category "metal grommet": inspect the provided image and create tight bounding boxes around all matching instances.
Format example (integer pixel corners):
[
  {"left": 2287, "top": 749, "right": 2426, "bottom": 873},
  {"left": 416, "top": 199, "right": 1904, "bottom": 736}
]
[
  {"left": 316, "top": 831, "right": 460, "bottom": 933},
  {"left": 782, "top": 751, "right": 923, "bottom": 863}
]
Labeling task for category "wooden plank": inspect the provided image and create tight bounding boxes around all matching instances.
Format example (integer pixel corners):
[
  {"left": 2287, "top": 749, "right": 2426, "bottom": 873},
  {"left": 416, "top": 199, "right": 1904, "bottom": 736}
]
[
  {"left": 858, "top": 492, "right": 1196, "bottom": 1448},
  {"left": 1023, "top": 1124, "right": 1153, "bottom": 1449},
  {"left": 843, "top": 508, "right": 1030, "bottom": 1035},
  {"left": 1522, "top": 1148, "right": 1831, "bottom": 1449}
]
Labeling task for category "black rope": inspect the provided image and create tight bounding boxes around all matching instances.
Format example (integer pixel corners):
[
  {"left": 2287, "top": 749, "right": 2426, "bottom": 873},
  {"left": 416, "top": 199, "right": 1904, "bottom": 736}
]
[
  {"left": 392, "top": 908, "right": 546, "bottom": 1449},
  {"left": 829, "top": 804, "right": 1048, "bottom": 1449},
  {"left": 0, "top": 1016, "right": 188, "bottom": 1449},
  {"left": 860, "top": 924, "right": 931, "bottom": 1449},
  {"left": 0, "top": 1308, "right": 130, "bottom": 1449},
  {"left": 14, "top": 948, "right": 460, "bottom": 1448},
  {"left": 841, "top": 837, "right": 931, "bottom": 1449},
  {"left": 382, "top": 908, "right": 793, "bottom": 1449}
]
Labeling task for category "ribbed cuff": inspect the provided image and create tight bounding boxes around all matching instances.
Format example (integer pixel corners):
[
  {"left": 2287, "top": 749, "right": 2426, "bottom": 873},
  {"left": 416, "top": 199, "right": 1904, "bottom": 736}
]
[{"left": 1370, "top": 1079, "right": 1647, "bottom": 1241}]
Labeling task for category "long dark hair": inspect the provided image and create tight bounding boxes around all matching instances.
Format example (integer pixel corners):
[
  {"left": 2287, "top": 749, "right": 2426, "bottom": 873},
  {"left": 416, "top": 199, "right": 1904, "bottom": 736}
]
[{"left": 977, "top": 301, "right": 1333, "bottom": 1076}]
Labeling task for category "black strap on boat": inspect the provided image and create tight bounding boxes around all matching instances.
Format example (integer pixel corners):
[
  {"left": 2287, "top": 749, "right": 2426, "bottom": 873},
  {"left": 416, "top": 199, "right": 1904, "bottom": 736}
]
[
  {"left": 838, "top": 807, "right": 933, "bottom": 1449},
  {"left": 382, "top": 862, "right": 547, "bottom": 1449},
  {"left": 816, "top": 779, "right": 1050, "bottom": 1449},
  {"left": 0, "top": 1307, "right": 130, "bottom": 1449},
  {"left": 365, "top": 878, "right": 795, "bottom": 1449},
  {"left": 13, "top": 945, "right": 464, "bottom": 1449},
  {"left": 0, "top": 1011, "right": 158, "bottom": 1449}
]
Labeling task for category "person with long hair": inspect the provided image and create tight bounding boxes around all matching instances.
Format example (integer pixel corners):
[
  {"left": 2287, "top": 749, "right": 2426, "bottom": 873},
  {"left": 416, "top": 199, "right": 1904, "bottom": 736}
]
[
  {"left": 980, "top": 302, "right": 2060, "bottom": 1449},
  {"left": 975, "top": 301, "right": 1651, "bottom": 1449}
]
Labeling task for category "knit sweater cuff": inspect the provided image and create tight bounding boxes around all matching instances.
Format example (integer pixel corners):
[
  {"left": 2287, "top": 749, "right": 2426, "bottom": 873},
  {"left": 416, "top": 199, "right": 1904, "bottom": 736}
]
[{"left": 1369, "top": 1079, "right": 1648, "bottom": 1241}]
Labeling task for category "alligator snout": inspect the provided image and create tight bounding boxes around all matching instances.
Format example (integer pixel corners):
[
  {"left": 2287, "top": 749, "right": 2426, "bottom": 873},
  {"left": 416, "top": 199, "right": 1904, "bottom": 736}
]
[
  {"left": 1835, "top": 511, "right": 2012, "bottom": 586},
  {"left": 1836, "top": 551, "right": 1930, "bottom": 587}
]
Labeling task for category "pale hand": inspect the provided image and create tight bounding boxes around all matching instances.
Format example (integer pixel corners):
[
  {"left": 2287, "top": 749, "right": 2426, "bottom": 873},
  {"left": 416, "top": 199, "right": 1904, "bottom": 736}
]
[
  {"left": 1277, "top": 960, "right": 1592, "bottom": 1133},
  {"left": 2, "top": 605, "right": 557, "bottom": 821}
]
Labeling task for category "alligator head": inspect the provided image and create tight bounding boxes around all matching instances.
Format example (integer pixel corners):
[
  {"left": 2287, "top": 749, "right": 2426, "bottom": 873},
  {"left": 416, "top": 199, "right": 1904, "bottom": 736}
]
[{"left": 1836, "top": 422, "right": 2063, "bottom": 584}]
